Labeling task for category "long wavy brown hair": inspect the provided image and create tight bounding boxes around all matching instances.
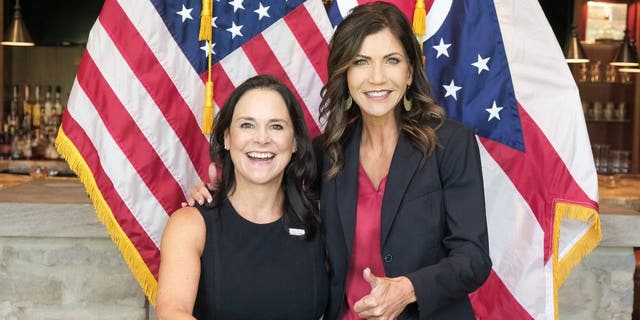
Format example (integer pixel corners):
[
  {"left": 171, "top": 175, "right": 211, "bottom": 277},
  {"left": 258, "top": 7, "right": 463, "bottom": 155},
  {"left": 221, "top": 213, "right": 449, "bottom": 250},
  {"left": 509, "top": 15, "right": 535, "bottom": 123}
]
[
  {"left": 209, "top": 75, "right": 319, "bottom": 240},
  {"left": 319, "top": 2, "right": 445, "bottom": 179}
]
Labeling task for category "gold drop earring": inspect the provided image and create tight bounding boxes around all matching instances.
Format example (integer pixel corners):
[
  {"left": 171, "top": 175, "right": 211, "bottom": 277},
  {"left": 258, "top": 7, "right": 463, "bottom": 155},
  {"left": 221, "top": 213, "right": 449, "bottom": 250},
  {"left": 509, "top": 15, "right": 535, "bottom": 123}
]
[
  {"left": 403, "top": 89, "right": 412, "bottom": 112},
  {"left": 344, "top": 95, "right": 353, "bottom": 111}
]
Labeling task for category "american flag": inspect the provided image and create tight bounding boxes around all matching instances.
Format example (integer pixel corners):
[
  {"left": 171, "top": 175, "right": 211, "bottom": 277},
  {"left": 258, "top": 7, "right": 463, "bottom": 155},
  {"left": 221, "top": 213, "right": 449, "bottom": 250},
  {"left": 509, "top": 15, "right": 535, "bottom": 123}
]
[
  {"left": 329, "top": 0, "right": 600, "bottom": 319},
  {"left": 56, "top": 0, "right": 333, "bottom": 303}
]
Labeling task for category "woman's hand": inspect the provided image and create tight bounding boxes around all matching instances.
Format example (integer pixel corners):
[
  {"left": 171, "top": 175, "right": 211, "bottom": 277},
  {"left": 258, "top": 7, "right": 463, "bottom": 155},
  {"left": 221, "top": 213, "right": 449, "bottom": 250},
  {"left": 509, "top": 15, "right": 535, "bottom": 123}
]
[
  {"left": 181, "top": 163, "right": 216, "bottom": 207},
  {"left": 353, "top": 268, "right": 417, "bottom": 320}
]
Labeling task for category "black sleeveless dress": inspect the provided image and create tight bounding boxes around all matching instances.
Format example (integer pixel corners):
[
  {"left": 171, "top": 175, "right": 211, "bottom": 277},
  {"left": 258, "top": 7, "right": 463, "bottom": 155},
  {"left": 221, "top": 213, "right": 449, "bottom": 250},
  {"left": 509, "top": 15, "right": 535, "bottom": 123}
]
[{"left": 192, "top": 199, "right": 328, "bottom": 319}]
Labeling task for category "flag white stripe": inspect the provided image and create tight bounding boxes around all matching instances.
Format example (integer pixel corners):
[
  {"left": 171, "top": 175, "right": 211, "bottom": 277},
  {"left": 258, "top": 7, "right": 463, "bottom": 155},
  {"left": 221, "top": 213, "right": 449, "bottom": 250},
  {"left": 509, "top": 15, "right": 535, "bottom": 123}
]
[
  {"left": 87, "top": 23, "right": 200, "bottom": 198},
  {"left": 263, "top": 19, "right": 324, "bottom": 129},
  {"left": 544, "top": 261, "right": 554, "bottom": 319},
  {"left": 67, "top": 78, "right": 168, "bottom": 247},
  {"left": 118, "top": 0, "right": 206, "bottom": 124},
  {"left": 220, "top": 49, "right": 258, "bottom": 88},
  {"left": 478, "top": 142, "right": 546, "bottom": 319},
  {"left": 558, "top": 218, "right": 591, "bottom": 259},
  {"left": 493, "top": 0, "right": 598, "bottom": 201},
  {"left": 335, "top": 0, "right": 359, "bottom": 19},
  {"left": 305, "top": 0, "right": 334, "bottom": 45},
  {"left": 425, "top": 0, "right": 453, "bottom": 41}
]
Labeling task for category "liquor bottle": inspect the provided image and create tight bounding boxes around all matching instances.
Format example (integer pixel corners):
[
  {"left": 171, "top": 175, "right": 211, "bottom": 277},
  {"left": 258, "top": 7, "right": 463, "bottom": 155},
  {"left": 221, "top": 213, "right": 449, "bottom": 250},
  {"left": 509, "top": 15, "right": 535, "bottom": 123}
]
[
  {"left": 10, "top": 85, "right": 20, "bottom": 116},
  {"left": 8, "top": 87, "right": 20, "bottom": 137},
  {"left": 10, "top": 129, "right": 23, "bottom": 160},
  {"left": 31, "top": 128, "right": 45, "bottom": 159},
  {"left": 23, "top": 85, "right": 33, "bottom": 123},
  {"left": 16, "top": 85, "right": 33, "bottom": 132},
  {"left": 53, "top": 86, "right": 64, "bottom": 115},
  {"left": 44, "top": 86, "right": 53, "bottom": 119},
  {"left": 0, "top": 124, "right": 11, "bottom": 159},
  {"left": 22, "top": 108, "right": 32, "bottom": 134},
  {"left": 21, "top": 130, "right": 32, "bottom": 160},
  {"left": 44, "top": 135, "right": 60, "bottom": 159},
  {"left": 50, "top": 87, "right": 64, "bottom": 136},
  {"left": 32, "top": 85, "right": 42, "bottom": 129}
]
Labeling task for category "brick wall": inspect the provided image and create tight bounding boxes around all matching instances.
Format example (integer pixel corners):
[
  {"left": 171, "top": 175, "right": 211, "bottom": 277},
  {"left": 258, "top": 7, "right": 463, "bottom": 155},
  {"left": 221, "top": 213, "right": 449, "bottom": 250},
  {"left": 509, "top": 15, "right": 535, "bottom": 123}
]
[{"left": 0, "top": 199, "right": 151, "bottom": 320}]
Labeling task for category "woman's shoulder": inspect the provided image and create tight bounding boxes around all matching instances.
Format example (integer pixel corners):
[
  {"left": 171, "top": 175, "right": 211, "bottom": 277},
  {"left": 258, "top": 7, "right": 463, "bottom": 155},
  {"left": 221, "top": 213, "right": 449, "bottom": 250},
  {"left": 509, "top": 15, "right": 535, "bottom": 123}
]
[
  {"left": 437, "top": 119, "right": 473, "bottom": 133},
  {"left": 167, "top": 206, "right": 206, "bottom": 232},
  {"left": 435, "top": 119, "right": 475, "bottom": 143},
  {"left": 161, "top": 206, "right": 207, "bottom": 253}
]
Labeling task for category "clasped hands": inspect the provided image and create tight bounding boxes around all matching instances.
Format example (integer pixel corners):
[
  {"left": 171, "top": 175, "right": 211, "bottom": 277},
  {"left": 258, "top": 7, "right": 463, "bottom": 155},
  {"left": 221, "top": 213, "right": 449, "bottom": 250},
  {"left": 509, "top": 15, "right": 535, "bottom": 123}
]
[{"left": 353, "top": 267, "right": 416, "bottom": 320}]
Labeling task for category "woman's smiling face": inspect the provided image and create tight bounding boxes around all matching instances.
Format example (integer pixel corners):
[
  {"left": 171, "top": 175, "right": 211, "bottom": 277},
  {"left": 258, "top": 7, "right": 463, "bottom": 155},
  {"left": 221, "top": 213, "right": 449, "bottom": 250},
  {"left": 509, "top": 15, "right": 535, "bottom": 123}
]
[
  {"left": 224, "top": 88, "right": 296, "bottom": 188},
  {"left": 346, "top": 27, "right": 413, "bottom": 120}
]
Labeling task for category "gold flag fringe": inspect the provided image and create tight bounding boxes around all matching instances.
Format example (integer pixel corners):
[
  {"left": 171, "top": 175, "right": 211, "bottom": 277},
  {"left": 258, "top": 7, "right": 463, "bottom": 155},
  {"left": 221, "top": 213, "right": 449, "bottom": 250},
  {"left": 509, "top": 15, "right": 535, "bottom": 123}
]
[
  {"left": 198, "top": 0, "right": 212, "bottom": 41},
  {"left": 552, "top": 202, "right": 601, "bottom": 319},
  {"left": 203, "top": 81, "right": 214, "bottom": 135},
  {"left": 199, "top": 0, "right": 215, "bottom": 135},
  {"left": 55, "top": 128, "right": 158, "bottom": 305},
  {"left": 413, "top": 0, "right": 426, "bottom": 61}
]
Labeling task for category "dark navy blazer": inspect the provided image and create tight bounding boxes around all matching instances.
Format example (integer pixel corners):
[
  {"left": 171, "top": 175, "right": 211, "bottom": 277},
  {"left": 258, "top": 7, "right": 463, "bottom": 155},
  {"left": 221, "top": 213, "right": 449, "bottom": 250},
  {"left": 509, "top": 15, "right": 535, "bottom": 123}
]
[{"left": 316, "top": 119, "right": 492, "bottom": 320}]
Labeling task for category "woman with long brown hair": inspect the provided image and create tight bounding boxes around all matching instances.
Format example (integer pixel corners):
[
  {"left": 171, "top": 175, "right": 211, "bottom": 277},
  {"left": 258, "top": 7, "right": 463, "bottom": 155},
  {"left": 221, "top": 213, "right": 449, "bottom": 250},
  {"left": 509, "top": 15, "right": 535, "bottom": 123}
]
[{"left": 316, "top": 3, "right": 491, "bottom": 319}]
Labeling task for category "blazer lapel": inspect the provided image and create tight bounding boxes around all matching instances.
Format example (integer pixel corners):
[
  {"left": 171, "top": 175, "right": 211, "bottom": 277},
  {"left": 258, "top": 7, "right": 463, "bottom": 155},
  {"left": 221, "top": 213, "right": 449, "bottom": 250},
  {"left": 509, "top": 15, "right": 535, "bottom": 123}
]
[
  {"left": 335, "top": 121, "right": 362, "bottom": 256},
  {"left": 380, "top": 132, "right": 421, "bottom": 246}
]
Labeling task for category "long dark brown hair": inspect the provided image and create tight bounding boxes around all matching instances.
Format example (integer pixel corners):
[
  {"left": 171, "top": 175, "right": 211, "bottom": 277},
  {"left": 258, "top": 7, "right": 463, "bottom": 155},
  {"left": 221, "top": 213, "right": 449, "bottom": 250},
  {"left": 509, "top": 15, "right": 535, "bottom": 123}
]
[
  {"left": 319, "top": 1, "right": 445, "bottom": 179},
  {"left": 209, "top": 75, "right": 319, "bottom": 239}
]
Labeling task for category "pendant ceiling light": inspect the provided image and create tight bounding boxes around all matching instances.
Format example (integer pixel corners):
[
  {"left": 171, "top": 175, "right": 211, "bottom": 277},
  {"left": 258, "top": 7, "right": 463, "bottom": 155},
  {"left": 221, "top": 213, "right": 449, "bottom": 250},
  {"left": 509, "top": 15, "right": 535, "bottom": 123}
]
[
  {"left": 1, "top": 0, "right": 34, "bottom": 46},
  {"left": 610, "top": 29, "right": 638, "bottom": 66},
  {"left": 611, "top": 1, "right": 637, "bottom": 67},
  {"left": 618, "top": 2, "right": 640, "bottom": 72},
  {"left": 564, "top": 25, "right": 589, "bottom": 63}
]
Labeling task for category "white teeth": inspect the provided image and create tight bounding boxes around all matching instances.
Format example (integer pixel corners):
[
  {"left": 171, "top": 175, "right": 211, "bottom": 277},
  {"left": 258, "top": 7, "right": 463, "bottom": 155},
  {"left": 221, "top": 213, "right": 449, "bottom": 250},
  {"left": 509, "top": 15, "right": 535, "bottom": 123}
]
[
  {"left": 366, "top": 91, "right": 388, "bottom": 97},
  {"left": 247, "top": 152, "right": 274, "bottom": 159}
]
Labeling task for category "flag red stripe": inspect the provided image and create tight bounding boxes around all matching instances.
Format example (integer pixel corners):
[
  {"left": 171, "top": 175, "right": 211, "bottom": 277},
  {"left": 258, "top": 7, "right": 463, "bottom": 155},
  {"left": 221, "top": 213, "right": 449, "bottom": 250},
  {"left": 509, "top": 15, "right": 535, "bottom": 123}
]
[
  {"left": 99, "top": 0, "right": 210, "bottom": 182},
  {"left": 284, "top": 5, "right": 329, "bottom": 83},
  {"left": 241, "top": 34, "right": 322, "bottom": 137},
  {"left": 77, "top": 52, "right": 183, "bottom": 215},
  {"left": 60, "top": 111, "right": 161, "bottom": 277},
  {"left": 479, "top": 103, "right": 598, "bottom": 261},
  {"left": 470, "top": 271, "right": 534, "bottom": 320},
  {"left": 209, "top": 63, "right": 236, "bottom": 110}
]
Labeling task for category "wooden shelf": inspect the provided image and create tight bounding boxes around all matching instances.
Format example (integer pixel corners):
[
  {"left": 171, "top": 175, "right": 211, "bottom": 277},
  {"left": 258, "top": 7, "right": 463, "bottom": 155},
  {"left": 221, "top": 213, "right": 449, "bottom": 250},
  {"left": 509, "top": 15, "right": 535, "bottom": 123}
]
[{"left": 573, "top": 43, "right": 640, "bottom": 174}]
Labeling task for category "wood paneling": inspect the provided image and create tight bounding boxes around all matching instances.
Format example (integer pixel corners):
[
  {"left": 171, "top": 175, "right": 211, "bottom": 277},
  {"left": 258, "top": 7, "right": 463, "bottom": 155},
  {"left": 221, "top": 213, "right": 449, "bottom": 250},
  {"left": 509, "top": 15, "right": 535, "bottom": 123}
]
[{"left": 4, "top": 45, "right": 83, "bottom": 108}]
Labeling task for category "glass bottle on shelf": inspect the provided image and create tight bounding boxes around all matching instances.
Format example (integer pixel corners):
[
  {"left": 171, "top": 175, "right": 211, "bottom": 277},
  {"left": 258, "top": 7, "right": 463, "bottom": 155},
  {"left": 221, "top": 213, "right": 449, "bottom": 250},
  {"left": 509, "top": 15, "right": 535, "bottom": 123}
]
[
  {"left": 589, "top": 60, "right": 602, "bottom": 82},
  {"left": 19, "top": 130, "right": 31, "bottom": 160},
  {"left": 605, "top": 64, "right": 616, "bottom": 83},
  {"left": 23, "top": 85, "right": 33, "bottom": 124},
  {"left": 30, "top": 128, "right": 46, "bottom": 160},
  {"left": 32, "top": 85, "right": 42, "bottom": 129},
  {"left": 619, "top": 70, "right": 631, "bottom": 84},
  {"left": 7, "top": 86, "right": 20, "bottom": 136},
  {"left": 44, "top": 135, "right": 59, "bottom": 159},
  {"left": 0, "top": 124, "right": 11, "bottom": 160},
  {"left": 578, "top": 63, "right": 588, "bottom": 82},
  {"left": 10, "top": 129, "right": 23, "bottom": 160},
  {"left": 44, "top": 86, "right": 53, "bottom": 119},
  {"left": 53, "top": 86, "right": 63, "bottom": 115},
  {"left": 51, "top": 86, "right": 64, "bottom": 136},
  {"left": 10, "top": 85, "right": 20, "bottom": 116}
]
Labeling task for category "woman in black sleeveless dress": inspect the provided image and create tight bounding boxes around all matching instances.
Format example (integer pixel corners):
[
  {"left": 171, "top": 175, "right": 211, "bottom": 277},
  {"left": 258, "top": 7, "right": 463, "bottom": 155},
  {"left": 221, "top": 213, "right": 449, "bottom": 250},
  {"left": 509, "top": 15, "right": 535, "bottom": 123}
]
[{"left": 156, "top": 75, "right": 328, "bottom": 319}]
